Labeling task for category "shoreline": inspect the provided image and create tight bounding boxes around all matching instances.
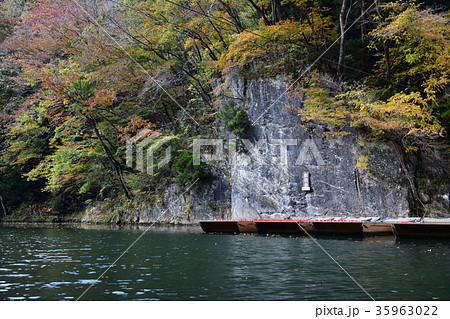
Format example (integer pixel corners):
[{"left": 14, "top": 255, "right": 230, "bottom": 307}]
[
  {"left": 2, "top": 216, "right": 450, "bottom": 227},
  {"left": 0, "top": 220, "right": 200, "bottom": 229}
]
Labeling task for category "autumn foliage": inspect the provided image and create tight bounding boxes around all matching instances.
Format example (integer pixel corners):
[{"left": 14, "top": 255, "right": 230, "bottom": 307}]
[{"left": 0, "top": 0, "right": 448, "bottom": 215}]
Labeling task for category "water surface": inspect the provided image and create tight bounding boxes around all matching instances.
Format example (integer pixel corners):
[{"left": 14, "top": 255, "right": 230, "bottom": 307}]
[{"left": 0, "top": 224, "right": 449, "bottom": 300}]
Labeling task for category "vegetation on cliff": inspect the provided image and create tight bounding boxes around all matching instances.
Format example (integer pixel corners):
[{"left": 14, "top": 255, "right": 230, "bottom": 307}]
[{"left": 0, "top": 0, "right": 448, "bottom": 221}]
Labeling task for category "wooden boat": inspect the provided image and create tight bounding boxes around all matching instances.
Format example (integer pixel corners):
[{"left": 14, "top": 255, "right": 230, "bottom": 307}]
[
  {"left": 237, "top": 220, "right": 258, "bottom": 233},
  {"left": 312, "top": 221, "right": 364, "bottom": 236},
  {"left": 199, "top": 219, "right": 366, "bottom": 236},
  {"left": 254, "top": 220, "right": 302, "bottom": 234},
  {"left": 199, "top": 219, "right": 450, "bottom": 238},
  {"left": 199, "top": 220, "right": 239, "bottom": 233},
  {"left": 297, "top": 221, "right": 315, "bottom": 234},
  {"left": 363, "top": 222, "right": 394, "bottom": 236},
  {"left": 393, "top": 222, "right": 450, "bottom": 239}
]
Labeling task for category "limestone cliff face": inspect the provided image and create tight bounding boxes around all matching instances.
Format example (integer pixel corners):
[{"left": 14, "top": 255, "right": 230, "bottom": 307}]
[{"left": 227, "top": 76, "right": 412, "bottom": 219}]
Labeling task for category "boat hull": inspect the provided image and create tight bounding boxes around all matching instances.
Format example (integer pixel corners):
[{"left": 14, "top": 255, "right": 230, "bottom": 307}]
[
  {"left": 254, "top": 221, "right": 301, "bottom": 234},
  {"left": 198, "top": 219, "right": 450, "bottom": 239},
  {"left": 199, "top": 221, "right": 239, "bottom": 233},
  {"left": 312, "top": 222, "right": 363, "bottom": 236},
  {"left": 393, "top": 223, "right": 450, "bottom": 239},
  {"left": 237, "top": 220, "right": 258, "bottom": 233},
  {"left": 363, "top": 223, "right": 394, "bottom": 236}
]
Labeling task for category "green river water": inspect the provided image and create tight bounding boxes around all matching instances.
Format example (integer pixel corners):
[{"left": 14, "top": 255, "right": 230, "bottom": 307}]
[{"left": 0, "top": 224, "right": 449, "bottom": 301}]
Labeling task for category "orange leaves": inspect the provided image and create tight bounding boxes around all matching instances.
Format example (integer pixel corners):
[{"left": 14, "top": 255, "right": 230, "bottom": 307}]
[
  {"left": 256, "top": 1, "right": 270, "bottom": 10},
  {"left": 85, "top": 89, "right": 116, "bottom": 109},
  {"left": 5, "top": 0, "right": 90, "bottom": 65},
  {"left": 118, "top": 114, "right": 160, "bottom": 142},
  {"left": 47, "top": 108, "right": 68, "bottom": 127}
]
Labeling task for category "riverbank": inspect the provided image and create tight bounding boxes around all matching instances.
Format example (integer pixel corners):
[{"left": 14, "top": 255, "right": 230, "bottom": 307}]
[
  {"left": 0, "top": 221, "right": 202, "bottom": 233},
  {"left": 0, "top": 196, "right": 202, "bottom": 226},
  {"left": 1, "top": 193, "right": 448, "bottom": 229},
  {"left": 3, "top": 214, "right": 450, "bottom": 230}
]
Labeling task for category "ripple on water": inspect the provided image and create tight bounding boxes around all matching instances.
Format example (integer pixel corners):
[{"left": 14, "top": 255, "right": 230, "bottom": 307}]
[
  {"left": 3, "top": 274, "right": 31, "bottom": 278},
  {"left": 28, "top": 296, "right": 40, "bottom": 300},
  {"left": 8, "top": 296, "right": 25, "bottom": 301},
  {"left": 2, "top": 226, "right": 450, "bottom": 301},
  {"left": 111, "top": 291, "right": 128, "bottom": 296},
  {"left": 76, "top": 279, "right": 99, "bottom": 285}
]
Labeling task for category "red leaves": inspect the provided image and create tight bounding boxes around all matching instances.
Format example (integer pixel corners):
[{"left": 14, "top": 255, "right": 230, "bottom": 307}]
[
  {"left": 22, "top": 0, "right": 89, "bottom": 37},
  {"left": 86, "top": 89, "right": 116, "bottom": 109},
  {"left": 4, "top": 0, "right": 90, "bottom": 68},
  {"left": 118, "top": 114, "right": 160, "bottom": 142}
]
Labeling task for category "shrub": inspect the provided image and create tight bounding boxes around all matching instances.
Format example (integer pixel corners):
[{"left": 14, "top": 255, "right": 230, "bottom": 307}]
[
  {"left": 172, "top": 150, "right": 211, "bottom": 185},
  {"left": 219, "top": 101, "right": 249, "bottom": 137}
]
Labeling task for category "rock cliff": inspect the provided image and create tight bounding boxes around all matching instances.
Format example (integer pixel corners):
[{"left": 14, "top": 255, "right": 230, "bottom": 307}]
[
  {"left": 81, "top": 76, "right": 449, "bottom": 224},
  {"left": 227, "top": 76, "right": 412, "bottom": 219}
]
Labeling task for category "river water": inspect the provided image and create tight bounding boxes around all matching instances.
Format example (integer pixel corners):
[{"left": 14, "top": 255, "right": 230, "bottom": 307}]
[{"left": 0, "top": 224, "right": 449, "bottom": 301}]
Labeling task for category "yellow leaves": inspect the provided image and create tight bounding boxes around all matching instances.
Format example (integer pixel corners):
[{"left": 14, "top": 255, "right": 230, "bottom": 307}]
[
  {"left": 294, "top": 71, "right": 445, "bottom": 139},
  {"left": 218, "top": 20, "right": 305, "bottom": 71},
  {"left": 371, "top": 1, "right": 450, "bottom": 104},
  {"left": 350, "top": 91, "right": 442, "bottom": 136},
  {"left": 355, "top": 155, "right": 369, "bottom": 171},
  {"left": 215, "top": 2, "right": 337, "bottom": 74},
  {"left": 26, "top": 145, "right": 83, "bottom": 192},
  {"left": 354, "top": 1, "right": 449, "bottom": 138},
  {"left": 405, "top": 146, "right": 418, "bottom": 153},
  {"left": 257, "top": 0, "right": 270, "bottom": 10},
  {"left": 184, "top": 37, "right": 196, "bottom": 50}
]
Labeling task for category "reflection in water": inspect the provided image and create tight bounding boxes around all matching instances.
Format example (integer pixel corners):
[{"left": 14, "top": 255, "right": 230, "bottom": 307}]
[{"left": 0, "top": 225, "right": 449, "bottom": 300}]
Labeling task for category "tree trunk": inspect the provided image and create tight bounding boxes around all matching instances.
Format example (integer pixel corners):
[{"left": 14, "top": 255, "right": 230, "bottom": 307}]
[
  {"left": 89, "top": 117, "right": 132, "bottom": 200},
  {"left": 358, "top": 0, "right": 369, "bottom": 72},
  {"left": 392, "top": 142, "right": 430, "bottom": 220},
  {"left": 271, "top": 0, "right": 280, "bottom": 25},
  {"left": 0, "top": 196, "right": 7, "bottom": 217},
  {"left": 246, "top": 0, "right": 271, "bottom": 25},
  {"left": 354, "top": 170, "right": 364, "bottom": 214},
  {"left": 337, "top": 0, "right": 349, "bottom": 77},
  {"left": 383, "top": 41, "right": 391, "bottom": 81},
  {"left": 375, "top": 1, "right": 391, "bottom": 81}
]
